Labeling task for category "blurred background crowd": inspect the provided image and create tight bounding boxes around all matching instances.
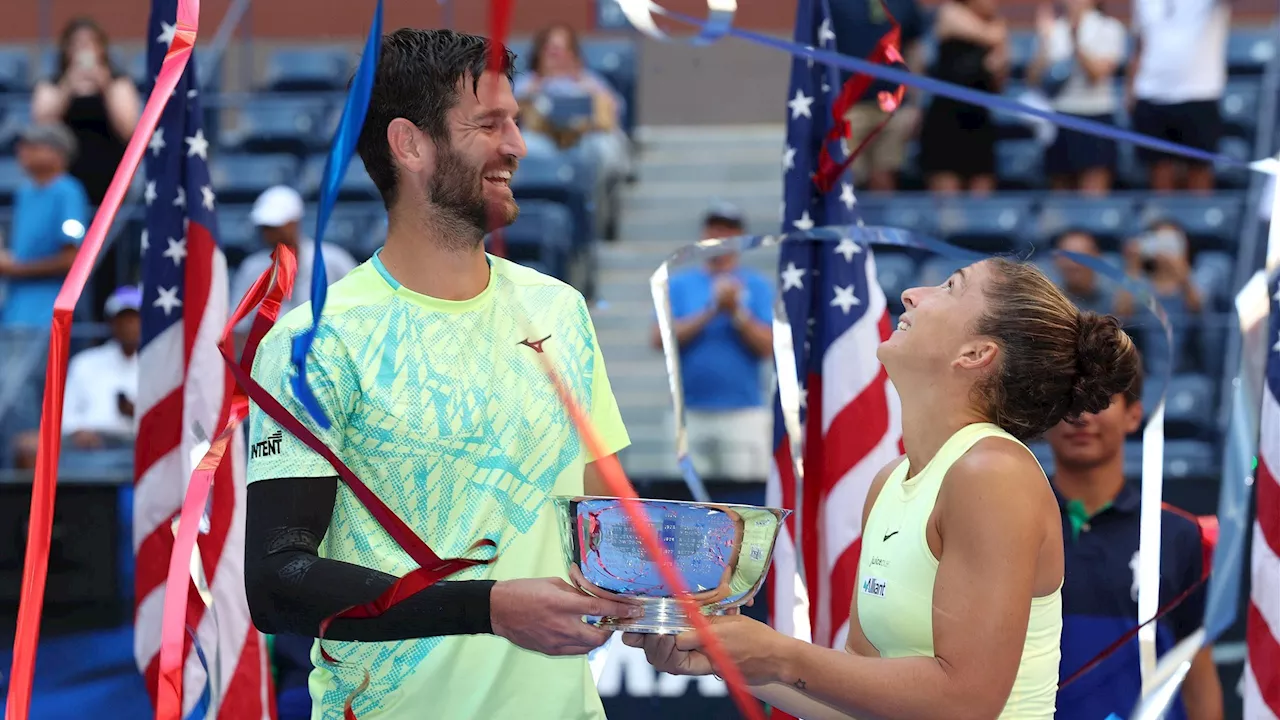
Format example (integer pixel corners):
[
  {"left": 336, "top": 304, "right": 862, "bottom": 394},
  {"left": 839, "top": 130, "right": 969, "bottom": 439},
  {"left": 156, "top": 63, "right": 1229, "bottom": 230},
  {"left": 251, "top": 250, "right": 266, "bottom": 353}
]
[{"left": 0, "top": 0, "right": 1274, "bottom": 717}]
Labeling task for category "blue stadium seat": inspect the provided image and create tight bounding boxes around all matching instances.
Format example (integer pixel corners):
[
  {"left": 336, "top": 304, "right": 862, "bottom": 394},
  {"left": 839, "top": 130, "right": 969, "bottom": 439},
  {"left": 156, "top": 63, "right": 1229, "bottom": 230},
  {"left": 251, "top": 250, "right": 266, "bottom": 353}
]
[
  {"left": 1163, "top": 440, "right": 1218, "bottom": 479},
  {"left": 1227, "top": 27, "right": 1277, "bottom": 76},
  {"left": 1216, "top": 136, "right": 1253, "bottom": 190},
  {"left": 874, "top": 254, "right": 916, "bottom": 311},
  {"left": 1136, "top": 195, "right": 1244, "bottom": 251},
  {"left": 215, "top": 205, "right": 258, "bottom": 267},
  {"left": 0, "top": 47, "right": 29, "bottom": 92},
  {"left": 300, "top": 202, "right": 383, "bottom": 250},
  {"left": 935, "top": 195, "right": 1036, "bottom": 253},
  {"left": 880, "top": 195, "right": 937, "bottom": 236},
  {"left": 917, "top": 256, "right": 967, "bottom": 288},
  {"left": 1220, "top": 79, "right": 1260, "bottom": 139},
  {"left": 1008, "top": 31, "right": 1038, "bottom": 78},
  {"left": 262, "top": 47, "right": 353, "bottom": 92},
  {"left": 511, "top": 154, "right": 596, "bottom": 253},
  {"left": 1191, "top": 250, "right": 1234, "bottom": 310},
  {"left": 496, "top": 199, "right": 574, "bottom": 279},
  {"left": 0, "top": 96, "right": 30, "bottom": 155},
  {"left": 299, "top": 155, "right": 380, "bottom": 202},
  {"left": 0, "top": 156, "right": 23, "bottom": 205},
  {"left": 1148, "top": 373, "right": 1215, "bottom": 439},
  {"left": 207, "top": 154, "right": 300, "bottom": 203},
  {"left": 1033, "top": 196, "right": 1138, "bottom": 252},
  {"left": 1028, "top": 440, "right": 1056, "bottom": 477},
  {"left": 221, "top": 95, "right": 334, "bottom": 156},
  {"left": 581, "top": 40, "right": 638, "bottom": 135},
  {"left": 995, "top": 140, "right": 1045, "bottom": 190}
]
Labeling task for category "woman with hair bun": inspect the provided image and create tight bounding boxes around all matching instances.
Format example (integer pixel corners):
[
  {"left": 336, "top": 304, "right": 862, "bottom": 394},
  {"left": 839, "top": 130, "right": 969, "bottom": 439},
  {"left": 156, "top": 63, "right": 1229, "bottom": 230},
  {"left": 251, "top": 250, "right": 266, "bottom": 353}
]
[{"left": 625, "top": 257, "right": 1139, "bottom": 720}]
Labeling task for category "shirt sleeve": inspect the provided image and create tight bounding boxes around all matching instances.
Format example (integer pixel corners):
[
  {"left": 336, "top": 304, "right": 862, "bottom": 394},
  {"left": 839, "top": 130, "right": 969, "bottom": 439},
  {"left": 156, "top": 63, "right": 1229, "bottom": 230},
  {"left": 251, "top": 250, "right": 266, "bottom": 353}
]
[
  {"left": 247, "top": 323, "right": 357, "bottom": 483},
  {"left": 584, "top": 310, "right": 630, "bottom": 462}
]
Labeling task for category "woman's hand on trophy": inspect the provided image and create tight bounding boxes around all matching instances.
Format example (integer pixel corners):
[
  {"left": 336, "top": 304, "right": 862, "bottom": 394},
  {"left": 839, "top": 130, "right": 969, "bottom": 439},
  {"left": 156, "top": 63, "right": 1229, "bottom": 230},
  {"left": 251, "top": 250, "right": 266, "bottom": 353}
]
[
  {"left": 621, "top": 632, "right": 716, "bottom": 676},
  {"left": 490, "top": 577, "right": 642, "bottom": 656},
  {"left": 673, "top": 615, "right": 791, "bottom": 686}
]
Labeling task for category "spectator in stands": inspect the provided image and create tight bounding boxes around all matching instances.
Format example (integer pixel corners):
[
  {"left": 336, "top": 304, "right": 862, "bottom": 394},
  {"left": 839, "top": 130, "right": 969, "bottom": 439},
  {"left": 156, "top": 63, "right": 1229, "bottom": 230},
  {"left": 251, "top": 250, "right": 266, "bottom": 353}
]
[
  {"left": 1113, "top": 219, "right": 1203, "bottom": 374},
  {"left": 1026, "top": 0, "right": 1126, "bottom": 194},
  {"left": 829, "top": 0, "right": 928, "bottom": 192},
  {"left": 1126, "top": 0, "right": 1229, "bottom": 192},
  {"left": 13, "top": 285, "right": 140, "bottom": 469},
  {"left": 229, "top": 185, "right": 357, "bottom": 330},
  {"left": 514, "top": 23, "right": 630, "bottom": 186},
  {"left": 1044, "top": 361, "right": 1224, "bottom": 720},
  {"left": 1053, "top": 230, "right": 1112, "bottom": 314},
  {"left": 917, "top": 0, "right": 1009, "bottom": 194},
  {"left": 32, "top": 18, "right": 139, "bottom": 207},
  {"left": 0, "top": 123, "right": 87, "bottom": 330},
  {"left": 32, "top": 17, "right": 141, "bottom": 321},
  {"left": 650, "top": 203, "right": 773, "bottom": 494}
]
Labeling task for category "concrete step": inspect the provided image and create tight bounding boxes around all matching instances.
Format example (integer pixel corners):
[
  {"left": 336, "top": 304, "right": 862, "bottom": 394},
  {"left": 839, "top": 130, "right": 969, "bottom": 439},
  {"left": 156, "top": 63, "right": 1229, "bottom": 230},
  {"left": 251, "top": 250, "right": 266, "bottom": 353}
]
[
  {"left": 618, "top": 204, "right": 783, "bottom": 241},
  {"left": 635, "top": 158, "right": 783, "bottom": 185}
]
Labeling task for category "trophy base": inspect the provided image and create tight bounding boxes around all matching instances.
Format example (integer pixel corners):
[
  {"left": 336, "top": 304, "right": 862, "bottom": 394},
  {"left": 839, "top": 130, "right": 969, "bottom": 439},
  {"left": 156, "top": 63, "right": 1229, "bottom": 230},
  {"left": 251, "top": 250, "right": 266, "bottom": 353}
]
[{"left": 587, "top": 598, "right": 728, "bottom": 635}]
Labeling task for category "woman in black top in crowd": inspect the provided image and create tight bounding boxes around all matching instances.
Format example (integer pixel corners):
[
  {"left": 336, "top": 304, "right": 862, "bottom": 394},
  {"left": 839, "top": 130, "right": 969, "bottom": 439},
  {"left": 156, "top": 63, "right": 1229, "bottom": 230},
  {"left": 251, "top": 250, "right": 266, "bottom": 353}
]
[
  {"left": 917, "top": 0, "right": 1010, "bottom": 194},
  {"left": 32, "top": 17, "right": 142, "bottom": 319}
]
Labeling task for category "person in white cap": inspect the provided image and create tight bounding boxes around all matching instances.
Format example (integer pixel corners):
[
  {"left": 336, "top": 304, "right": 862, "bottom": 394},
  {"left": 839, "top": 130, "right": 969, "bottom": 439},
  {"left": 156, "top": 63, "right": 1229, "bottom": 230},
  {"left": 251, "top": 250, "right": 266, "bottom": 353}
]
[
  {"left": 228, "top": 185, "right": 357, "bottom": 329},
  {"left": 13, "top": 285, "right": 140, "bottom": 468}
]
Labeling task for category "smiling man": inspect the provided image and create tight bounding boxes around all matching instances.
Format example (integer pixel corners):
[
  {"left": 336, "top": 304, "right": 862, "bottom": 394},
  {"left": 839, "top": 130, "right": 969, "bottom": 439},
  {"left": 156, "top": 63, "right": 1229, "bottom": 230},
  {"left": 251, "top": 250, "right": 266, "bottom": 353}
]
[
  {"left": 1044, "top": 361, "right": 1223, "bottom": 720},
  {"left": 243, "top": 29, "right": 635, "bottom": 720}
]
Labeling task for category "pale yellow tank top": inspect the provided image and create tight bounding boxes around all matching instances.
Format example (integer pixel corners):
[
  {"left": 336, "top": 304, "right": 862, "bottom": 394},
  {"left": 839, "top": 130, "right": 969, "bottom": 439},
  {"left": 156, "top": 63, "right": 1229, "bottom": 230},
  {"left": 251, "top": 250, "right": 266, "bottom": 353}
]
[{"left": 856, "top": 423, "right": 1062, "bottom": 719}]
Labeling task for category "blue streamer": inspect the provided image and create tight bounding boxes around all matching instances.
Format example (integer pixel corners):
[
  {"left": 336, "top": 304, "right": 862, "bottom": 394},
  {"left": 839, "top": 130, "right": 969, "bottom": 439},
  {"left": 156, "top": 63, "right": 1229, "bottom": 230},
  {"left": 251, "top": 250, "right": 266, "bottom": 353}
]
[
  {"left": 645, "top": 5, "right": 1267, "bottom": 174},
  {"left": 289, "top": 0, "right": 384, "bottom": 429}
]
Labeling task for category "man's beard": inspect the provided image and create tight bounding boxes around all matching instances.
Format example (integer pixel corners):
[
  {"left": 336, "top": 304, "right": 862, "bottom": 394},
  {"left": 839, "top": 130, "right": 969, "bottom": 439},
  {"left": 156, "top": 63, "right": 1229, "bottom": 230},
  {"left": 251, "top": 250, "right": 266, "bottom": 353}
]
[{"left": 427, "top": 142, "right": 518, "bottom": 250}]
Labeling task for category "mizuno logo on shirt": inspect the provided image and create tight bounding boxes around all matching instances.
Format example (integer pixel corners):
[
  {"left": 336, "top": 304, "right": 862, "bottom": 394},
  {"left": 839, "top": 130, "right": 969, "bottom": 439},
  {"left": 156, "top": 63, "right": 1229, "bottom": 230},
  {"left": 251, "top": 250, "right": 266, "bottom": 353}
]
[
  {"left": 251, "top": 430, "right": 283, "bottom": 459},
  {"left": 861, "top": 576, "right": 887, "bottom": 598},
  {"left": 518, "top": 335, "right": 552, "bottom": 353}
]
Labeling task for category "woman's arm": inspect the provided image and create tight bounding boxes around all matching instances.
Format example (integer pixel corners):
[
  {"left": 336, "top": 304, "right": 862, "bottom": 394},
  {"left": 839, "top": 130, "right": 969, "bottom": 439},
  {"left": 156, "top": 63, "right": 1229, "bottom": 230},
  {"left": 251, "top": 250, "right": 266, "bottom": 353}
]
[
  {"left": 763, "top": 443, "right": 1051, "bottom": 720},
  {"left": 31, "top": 81, "right": 70, "bottom": 124},
  {"left": 103, "top": 77, "right": 141, "bottom": 141},
  {"left": 934, "top": 2, "right": 1007, "bottom": 48}
]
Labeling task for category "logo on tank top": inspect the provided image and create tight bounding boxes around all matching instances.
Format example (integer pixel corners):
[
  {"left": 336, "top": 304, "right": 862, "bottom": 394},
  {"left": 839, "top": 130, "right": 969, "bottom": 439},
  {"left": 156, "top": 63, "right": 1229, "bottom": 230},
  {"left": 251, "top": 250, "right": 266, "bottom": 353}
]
[
  {"left": 869, "top": 555, "right": 890, "bottom": 569},
  {"left": 861, "top": 576, "right": 887, "bottom": 598}
]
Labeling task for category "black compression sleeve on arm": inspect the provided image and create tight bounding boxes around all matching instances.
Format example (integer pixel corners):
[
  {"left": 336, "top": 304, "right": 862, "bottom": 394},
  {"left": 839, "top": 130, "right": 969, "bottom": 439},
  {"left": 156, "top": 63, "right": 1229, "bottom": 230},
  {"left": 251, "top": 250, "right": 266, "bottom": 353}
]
[{"left": 244, "top": 476, "right": 495, "bottom": 642}]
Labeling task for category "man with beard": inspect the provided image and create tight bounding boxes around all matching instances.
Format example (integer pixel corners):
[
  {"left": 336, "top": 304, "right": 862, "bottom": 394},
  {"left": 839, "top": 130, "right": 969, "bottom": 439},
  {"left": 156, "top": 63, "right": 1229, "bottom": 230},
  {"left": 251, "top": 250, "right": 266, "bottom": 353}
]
[{"left": 243, "top": 29, "right": 636, "bottom": 720}]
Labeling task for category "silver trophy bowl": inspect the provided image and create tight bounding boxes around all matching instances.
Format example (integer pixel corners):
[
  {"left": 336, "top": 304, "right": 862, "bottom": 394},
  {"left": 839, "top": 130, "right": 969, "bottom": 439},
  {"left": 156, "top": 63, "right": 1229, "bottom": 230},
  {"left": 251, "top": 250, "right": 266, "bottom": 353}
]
[{"left": 553, "top": 495, "right": 792, "bottom": 635}]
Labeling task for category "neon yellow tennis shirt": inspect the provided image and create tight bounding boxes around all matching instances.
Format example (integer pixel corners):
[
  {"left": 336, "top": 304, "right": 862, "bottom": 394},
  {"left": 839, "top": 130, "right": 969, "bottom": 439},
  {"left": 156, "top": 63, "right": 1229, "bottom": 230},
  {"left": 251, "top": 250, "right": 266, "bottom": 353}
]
[{"left": 246, "top": 252, "right": 630, "bottom": 720}]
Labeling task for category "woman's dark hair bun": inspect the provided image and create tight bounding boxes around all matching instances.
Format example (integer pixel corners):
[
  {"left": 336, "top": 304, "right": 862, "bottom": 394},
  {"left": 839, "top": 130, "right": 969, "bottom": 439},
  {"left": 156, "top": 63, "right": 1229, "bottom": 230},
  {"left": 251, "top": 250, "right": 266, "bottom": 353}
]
[{"left": 1069, "top": 311, "right": 1140, "bottom": 418}]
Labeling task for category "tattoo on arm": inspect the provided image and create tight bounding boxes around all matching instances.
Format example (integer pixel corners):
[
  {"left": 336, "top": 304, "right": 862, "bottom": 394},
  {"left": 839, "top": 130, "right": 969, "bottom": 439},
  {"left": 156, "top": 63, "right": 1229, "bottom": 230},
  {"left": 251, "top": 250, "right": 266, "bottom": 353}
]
[{"left": 793, "top": 678, "right": 807, "bottom": 690}]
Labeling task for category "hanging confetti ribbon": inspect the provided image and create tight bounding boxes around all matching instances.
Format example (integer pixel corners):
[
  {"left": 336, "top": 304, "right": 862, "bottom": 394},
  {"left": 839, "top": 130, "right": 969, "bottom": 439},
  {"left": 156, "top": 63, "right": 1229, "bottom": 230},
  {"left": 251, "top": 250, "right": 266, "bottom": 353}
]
[
  {"left": 289, "top": 0, "right": 383, "bottom": 429},
  {"left": 1, "top": 3, "right": 203, "bottom": 719},
  {"left": 614, "top": 0, "right": 736, "bottom": 45},
  {"left": 155, "top": 244, "right": 297, "bottom": 720}
]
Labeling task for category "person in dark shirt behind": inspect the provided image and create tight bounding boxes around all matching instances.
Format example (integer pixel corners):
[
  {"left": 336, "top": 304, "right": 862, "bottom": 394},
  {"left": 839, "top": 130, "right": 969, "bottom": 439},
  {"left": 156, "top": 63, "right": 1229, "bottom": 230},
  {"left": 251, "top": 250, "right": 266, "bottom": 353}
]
[
  {"left": 1045, "top": 359, "right": 1223, "bottom": 720},
  {"left": 828, "top": 0, "right": 928, "bottom": 192}
]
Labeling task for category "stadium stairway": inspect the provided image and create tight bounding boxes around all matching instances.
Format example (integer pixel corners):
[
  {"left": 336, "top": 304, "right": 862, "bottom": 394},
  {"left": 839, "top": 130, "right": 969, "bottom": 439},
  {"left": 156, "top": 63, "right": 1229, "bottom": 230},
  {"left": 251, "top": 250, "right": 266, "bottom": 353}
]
[{"left": 593, "top": 124, "right": 787, "bottom": 480}]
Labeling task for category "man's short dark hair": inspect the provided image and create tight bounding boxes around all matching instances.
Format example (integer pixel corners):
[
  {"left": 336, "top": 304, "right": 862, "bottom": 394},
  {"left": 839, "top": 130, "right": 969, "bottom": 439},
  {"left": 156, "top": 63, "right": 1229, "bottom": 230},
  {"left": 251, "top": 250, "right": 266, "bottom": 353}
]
[{"left": 356, "top": 28, "right": 517, "bottom": 209}]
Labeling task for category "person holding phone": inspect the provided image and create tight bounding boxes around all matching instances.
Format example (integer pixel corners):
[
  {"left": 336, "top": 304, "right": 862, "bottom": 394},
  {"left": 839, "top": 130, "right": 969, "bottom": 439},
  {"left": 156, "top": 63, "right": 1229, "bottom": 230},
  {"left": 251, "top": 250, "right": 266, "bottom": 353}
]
[{"left": 1113, "top": 219, "right": 1203, "bottom": 376}]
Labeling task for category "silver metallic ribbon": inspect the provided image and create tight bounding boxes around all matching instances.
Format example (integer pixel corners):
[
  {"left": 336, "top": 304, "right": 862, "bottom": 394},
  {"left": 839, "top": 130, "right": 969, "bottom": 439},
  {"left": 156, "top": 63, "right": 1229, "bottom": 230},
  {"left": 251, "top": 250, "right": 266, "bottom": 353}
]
[{"left": 651, "top": 227, "right": 1171, "bottom": 663}]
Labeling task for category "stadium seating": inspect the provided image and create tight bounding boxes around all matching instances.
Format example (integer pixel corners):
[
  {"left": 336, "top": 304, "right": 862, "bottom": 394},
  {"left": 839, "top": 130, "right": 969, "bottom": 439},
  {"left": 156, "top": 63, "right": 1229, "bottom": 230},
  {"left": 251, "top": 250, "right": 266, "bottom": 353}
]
[
  {"left": 207, "top": 153, "right": 300, "bottom": 203},
  {"left": 220, "top": 94, "right": 336, "bottom": 156},
  {"left": 0, "top": 47, "right": 28, "bottom": 93},
  {"left": 262, "top": 46, "right": 354, "bottom": 92}
]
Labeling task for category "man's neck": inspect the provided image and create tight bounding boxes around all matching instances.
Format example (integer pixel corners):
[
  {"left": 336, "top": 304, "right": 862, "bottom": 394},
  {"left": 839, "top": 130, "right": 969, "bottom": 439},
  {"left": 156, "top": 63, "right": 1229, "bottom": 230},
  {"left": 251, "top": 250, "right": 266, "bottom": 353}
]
[
  {"left": 1051, "top": 459, "right": 1126, "bottom": 514},
  {"left": 379, "top": 212, "right": 490, "bottom": 301}
]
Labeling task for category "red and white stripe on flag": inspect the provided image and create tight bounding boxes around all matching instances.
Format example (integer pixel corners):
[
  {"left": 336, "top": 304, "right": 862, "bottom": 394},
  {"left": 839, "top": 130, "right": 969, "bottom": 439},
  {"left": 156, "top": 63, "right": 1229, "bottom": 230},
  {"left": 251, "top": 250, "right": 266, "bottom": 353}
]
[
  {"left": 133, "top": 0, "right": 273, "bottom": 714},
  {"left": 1243, "top": 275, "right": 1280, "bottom": 720}
]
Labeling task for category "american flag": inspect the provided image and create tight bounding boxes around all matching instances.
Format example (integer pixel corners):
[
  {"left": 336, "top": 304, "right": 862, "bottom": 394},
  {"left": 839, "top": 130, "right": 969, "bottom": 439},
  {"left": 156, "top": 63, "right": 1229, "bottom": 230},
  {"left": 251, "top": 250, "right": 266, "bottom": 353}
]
[
  {"left": 1243, "top": 272, "right": 1280, "bottom": 719},
  {"left": 764, "top": 0, "right": 904, "bottom": 677},
  {"left": 133, "top": 0, "right": 272, "bottom": 716}
]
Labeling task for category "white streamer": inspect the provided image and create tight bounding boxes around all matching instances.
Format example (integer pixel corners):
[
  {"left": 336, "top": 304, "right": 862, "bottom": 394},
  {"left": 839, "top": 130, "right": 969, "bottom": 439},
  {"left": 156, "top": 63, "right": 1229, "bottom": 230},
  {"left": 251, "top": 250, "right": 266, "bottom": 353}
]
[{"left": 615, "top": 0, "right": 737, "bottom": 44}]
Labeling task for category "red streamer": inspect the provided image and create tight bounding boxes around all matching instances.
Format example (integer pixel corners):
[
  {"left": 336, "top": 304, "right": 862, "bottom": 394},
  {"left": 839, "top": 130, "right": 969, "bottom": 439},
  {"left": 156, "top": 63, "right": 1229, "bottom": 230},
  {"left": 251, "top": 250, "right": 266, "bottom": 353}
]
[
  {"left": 526, "top": 348, "right": 767, "bottom": 720},
  {"left": 2, "top": 2, "right": 201, "bottom": 718},
  {"left": 154, "top": 245, "right": 297, "bottom": 720},
  {"left": 812, "top": 6, "right": 906, "bottom": 194}
]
